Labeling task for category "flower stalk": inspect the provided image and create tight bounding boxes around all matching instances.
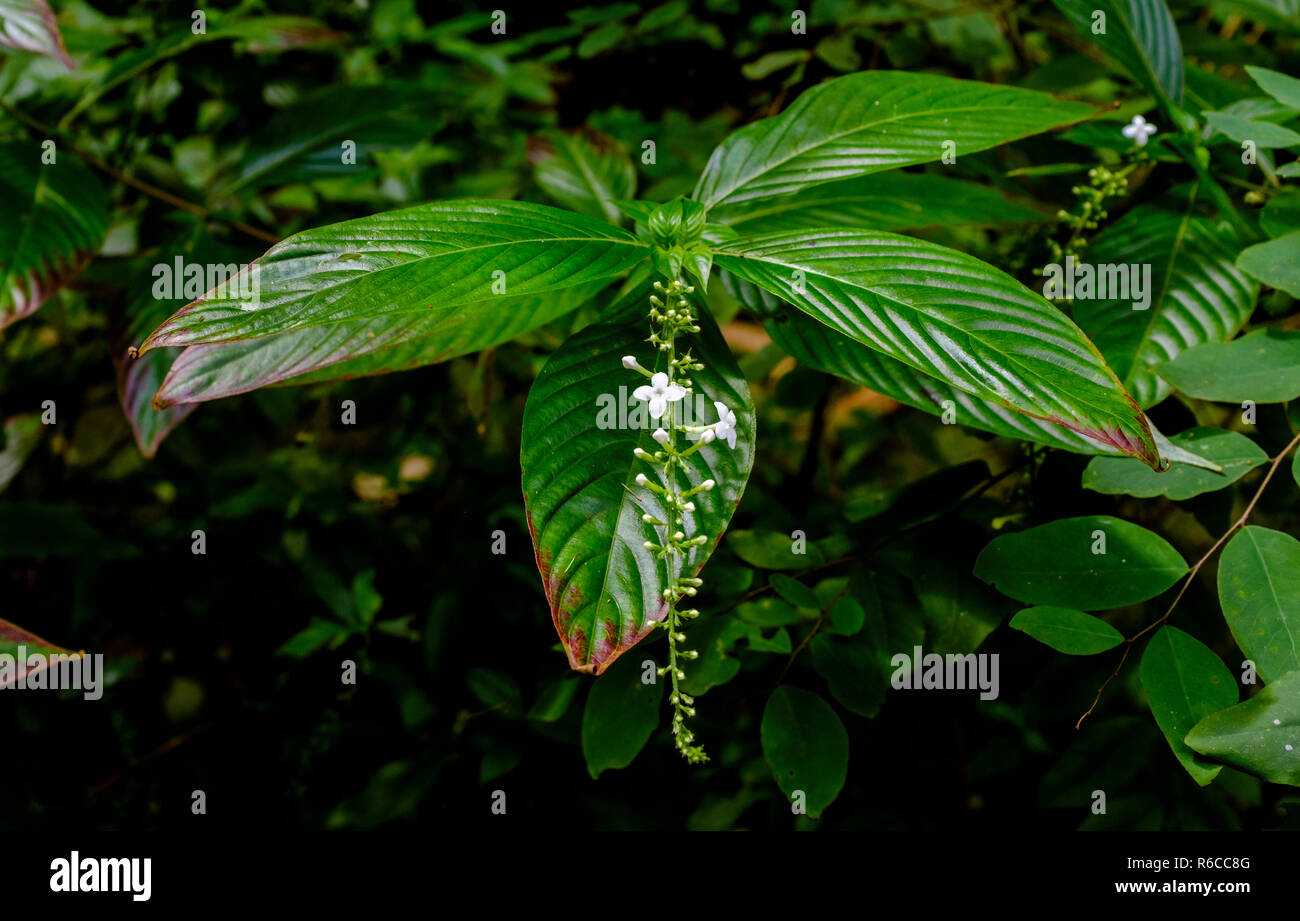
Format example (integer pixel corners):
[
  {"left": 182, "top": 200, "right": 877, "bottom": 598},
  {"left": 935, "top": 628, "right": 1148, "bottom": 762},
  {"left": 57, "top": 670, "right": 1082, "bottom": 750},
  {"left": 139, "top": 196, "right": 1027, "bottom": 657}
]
[{"left": 626, "top": 276, "right": 734, "bottom": 764}]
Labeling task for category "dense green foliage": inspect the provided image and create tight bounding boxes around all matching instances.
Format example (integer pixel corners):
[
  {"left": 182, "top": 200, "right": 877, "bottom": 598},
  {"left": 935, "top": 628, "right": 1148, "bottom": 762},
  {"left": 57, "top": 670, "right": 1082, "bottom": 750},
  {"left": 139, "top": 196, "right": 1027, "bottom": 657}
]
[{"left": 2, "top": 0, "right": 1299, "bottom": 830}]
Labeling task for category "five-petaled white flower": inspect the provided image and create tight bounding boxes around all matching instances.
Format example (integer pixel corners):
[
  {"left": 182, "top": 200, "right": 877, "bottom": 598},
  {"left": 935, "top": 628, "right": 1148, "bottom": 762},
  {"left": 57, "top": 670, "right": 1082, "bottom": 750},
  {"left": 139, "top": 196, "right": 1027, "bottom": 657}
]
[
  {"left": 1121, "top": 115, "right": 1157, "bottom": 147},
  {"left": 696, "top": 401, "right": 737, "bottom": 449},
  {"left": 633, "top": 372, "right": 686, "bottom": 420}
]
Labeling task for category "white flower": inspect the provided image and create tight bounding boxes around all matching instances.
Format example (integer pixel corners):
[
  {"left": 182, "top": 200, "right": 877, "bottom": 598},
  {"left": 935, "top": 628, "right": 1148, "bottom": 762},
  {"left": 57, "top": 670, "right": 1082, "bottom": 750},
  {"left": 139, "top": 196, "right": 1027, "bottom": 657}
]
[
  {"left": 689, "top": 401, "right": 738, "bottom": 449},
  {"left": 1121, "top": 114, "right": 1157, "bottom": 147},
  {"left": 652, "top": 428, "right": 669, "bottom": 445},
  {"left": 632, "top": 372, "right": 686, "bottom": 420},
  {"left": 622, "top": 355, "right": 643, "bottom": 371},
  {"left": 635, "top": 473, "right": 648, "bottom": 486}
]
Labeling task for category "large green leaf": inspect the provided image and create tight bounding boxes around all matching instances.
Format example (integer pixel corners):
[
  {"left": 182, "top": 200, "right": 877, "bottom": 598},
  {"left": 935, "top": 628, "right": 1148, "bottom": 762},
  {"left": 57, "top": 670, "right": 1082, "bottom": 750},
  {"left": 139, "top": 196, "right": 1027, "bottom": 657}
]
[
  {"left": 0, "top": 0, "right": 72, "bottom": 67},
  {"left": 766, "top": 308, "right": 1153, "bottom": 458},
  {"left": 1073, "top": 206, "right": 1257, "bottom": 408},
  {"left": 0, "top": 617, "right": 81, "bottom": 688},
  {"left": 1140, "top": 626, "right": 1239, "bottom": 785},
  {"left": 1157, "top": 330, "right": 1300, "bottom": 404},
  {"left": 1218, "top": 526, "right": 1300, "bottom": 684},
  {"left": 520, "top": 295, "right": 755, "bottom": 674},
  {"left": 529, "top": 128, "right": 636, "bottom": 224},
  {"left": 761, "top": 686, "right": 849, "bottom": 819},
  {"left": 152, "top": 283, "right": 606, "bottom": 406},
  {"left": 709, "top": 173, "right": 1048, "bottom": 235},
  {"left": 1246, "top": 66, "right": 1300, "bottom": 110},
  {"left": 137, "top": 200, "right": 649, "bottom": 352},
  {"left": 692, "top": 71, "right": 1095, "bottom": 210},
  {"left": 1185, "top": 670, "right": 1300, "bottom": 787},
  {"left": 0, "top": 141, "right": 108, "bottom": 329},
  {"left": 1082, "top": 428, "right": 1266, "bottom": 499},
  {"left": 975, "top": 516, "right": 1187, "bottom": 609},
  {"left": 716, "top": 229, "right": 1161, "bottom": 466},
  {"left": 1051, "top": 0, "right": 1184, "bottom": 104}
]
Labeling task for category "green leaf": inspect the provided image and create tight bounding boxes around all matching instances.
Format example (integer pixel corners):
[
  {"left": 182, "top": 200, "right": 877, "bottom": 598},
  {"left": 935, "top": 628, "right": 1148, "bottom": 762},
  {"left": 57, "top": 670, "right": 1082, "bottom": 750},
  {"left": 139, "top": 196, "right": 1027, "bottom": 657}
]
[
  {"left": 1246, "top": 66, "right": 1300, "bottom": 110},
  {"left": 529, "top": 129, "right": 637, "bottom": 224},
  {"left": 1157, "top": 330, "right": 1300, "bottom": 404},
  {"left": 0, "top": 0, "right": 73, "bottom": 67},
  {"left": 766, "top": 309, "right": 1166, "bottom": 459},
  {"left": 1237, "top": 231, "right": 1300, "bottom": 298},
  {"left": 581, "top": 653, "right": 663, "bottom": 779},
  {"left": 1261, "top": 189, "right": 1300, "bottom": 239},
  {"left": 727, "top": 528, "right": 823, "bottom": 570},
  {"left": 0, "top": 141, "right": 109, "bottom": 329},
  {"left": 1083, "top": 428, "right": 1267, "bottom": 499},
  {"left": 0, "top": 617, "right": 82, "bottom": 688},
  {"left": 1140, "top": 626, "right": 1238, "bottom": 785},
  {"left": 710, "top": 173, "right": 1048, "bottom": 235},
  {"left": 527, "top": 677, "right": 582, "bottom": 722},
  {"left": 0, "top": 414, "right": 42, "bottom": 493},
  {"left": 221, "top": 85, "right": 438, "bottom": 193},
  {"left": 152, "top": 283, "right": 605, "bottom": 406},
  {"left": 521, "top": 298, "right": 754, "bottom": 674},
  {"left": 975, "top": 516, "right": 1187, "bottom": 609},
  {"left": 1010, "top": 606, "right": 1124, "bottom": 654},
  {"left": 1039, "top": 716, "right": 1158, "bottom": 807},
  {"left": 716, "top": 229, "right": 1161, "bottom": 467},
  {"left": 1204, "top": 111, "right": 1300, "bottom": 148},
  {"left": 1073, "top": 206, "right": 1258, "bottom": 408},
  {"left": 769, "top": 573, "right": 820, "bottom": 611},
  {"left": 1218, "top": 526, "right": 1300, "bottom": 684},
  {"left": 693, "top": 71, "right": 1094, "bottom": 210},
  {"left": 812, "top": 635, "right": 886, "bottom": 717},
  {"left": 1185, "top": 670, "right": 1300, "bottom": 787},
  {"left": 761, "top": 686, "right": 849, "bottom": 818},
  {"left": 1050, "top": 0, "right": 1183, "bottom": 104},
  {"left": 827, "top": 596, "right": 866, "bottom": 636},
  {"left": 138, "top": 200, "right": 648, "bottom": 352}
]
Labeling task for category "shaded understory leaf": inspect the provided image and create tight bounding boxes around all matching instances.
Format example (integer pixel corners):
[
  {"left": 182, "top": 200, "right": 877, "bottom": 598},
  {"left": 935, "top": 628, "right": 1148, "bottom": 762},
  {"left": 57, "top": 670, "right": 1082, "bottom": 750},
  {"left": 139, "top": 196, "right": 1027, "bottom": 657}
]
[
  {"left": 761, "top": 686, "right": 849, "bottom": 819},
  {"left": 1050, "top": 0, "right": 1184, "bottom": 104},
  {"left": 1217, "top": 526, "right": 1300, "bottom": 684},
  {"left": 581, "top": 649, "right": 663, "bottom": 778},
  {"left": 975, "top": 515, "right": 1187, "bottom": 609},
  {"left": 1140, "top": 626, "right": 1238, "bottom": 785},
  {"left": 1083, "top": 427, "right": 1266, "bottom": 499},
  {"left": 1158, "top": 329, "right": 1300, "bottom": 404},
  {"left": 1010, "top": 606, "right": 1124, "bottom": 654},
  {"left": 529, "top": 128, "right": 637, "bottom": 224},
  {"left": 1186, "top": 670, "right": 1300, "bottom": 787},
  {"left": 520, "top": 294, "right": 755, "bottom": 674},
  {"left": 0, "top": 141, "right": 109, "bottom": 329}
]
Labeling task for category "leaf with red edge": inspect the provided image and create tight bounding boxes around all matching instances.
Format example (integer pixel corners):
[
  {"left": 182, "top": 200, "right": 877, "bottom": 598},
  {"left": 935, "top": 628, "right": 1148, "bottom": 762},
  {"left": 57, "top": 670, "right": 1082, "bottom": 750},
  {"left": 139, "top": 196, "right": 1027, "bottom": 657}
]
[
  {"left": 0, "top": 617, "right": 82, "bottom": 688},
  {"left": 0, "top": 141, "right": 108, "bottom": 329},
  {"left": 521, "top": 283, "right": 755, "bottom": 674},
  {"left": 0, "top": 0, "right": 75, "bottom": 68}
]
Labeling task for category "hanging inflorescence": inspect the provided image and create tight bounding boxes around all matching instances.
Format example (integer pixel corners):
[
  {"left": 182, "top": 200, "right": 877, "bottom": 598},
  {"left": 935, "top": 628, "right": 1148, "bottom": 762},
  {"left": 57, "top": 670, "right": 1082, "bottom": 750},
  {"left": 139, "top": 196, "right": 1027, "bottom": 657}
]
[{"left": 622, "top": 278, "right": 737, "bottom": 764}]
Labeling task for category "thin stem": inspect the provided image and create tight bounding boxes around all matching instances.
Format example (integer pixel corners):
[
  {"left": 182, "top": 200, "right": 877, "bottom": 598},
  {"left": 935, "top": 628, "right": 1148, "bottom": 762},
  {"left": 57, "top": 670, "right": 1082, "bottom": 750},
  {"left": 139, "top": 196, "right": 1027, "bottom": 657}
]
[{"left": 1076, "top": 430, "right": 1300, "bottom": 729}]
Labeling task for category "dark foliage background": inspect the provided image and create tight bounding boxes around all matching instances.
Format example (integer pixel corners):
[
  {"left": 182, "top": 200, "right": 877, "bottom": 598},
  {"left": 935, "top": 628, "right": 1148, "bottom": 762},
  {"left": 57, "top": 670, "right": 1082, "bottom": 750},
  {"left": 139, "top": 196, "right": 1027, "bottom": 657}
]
[{"left": 2, "top": 0, "right": 1297, "bottom": 830}]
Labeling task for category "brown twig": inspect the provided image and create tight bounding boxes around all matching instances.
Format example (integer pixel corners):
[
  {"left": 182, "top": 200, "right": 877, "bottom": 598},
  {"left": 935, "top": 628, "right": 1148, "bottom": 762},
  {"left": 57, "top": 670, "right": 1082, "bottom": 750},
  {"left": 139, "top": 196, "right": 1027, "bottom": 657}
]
[{"left": 1075, "top": 430, "right": 1300, "bottom": 729}]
